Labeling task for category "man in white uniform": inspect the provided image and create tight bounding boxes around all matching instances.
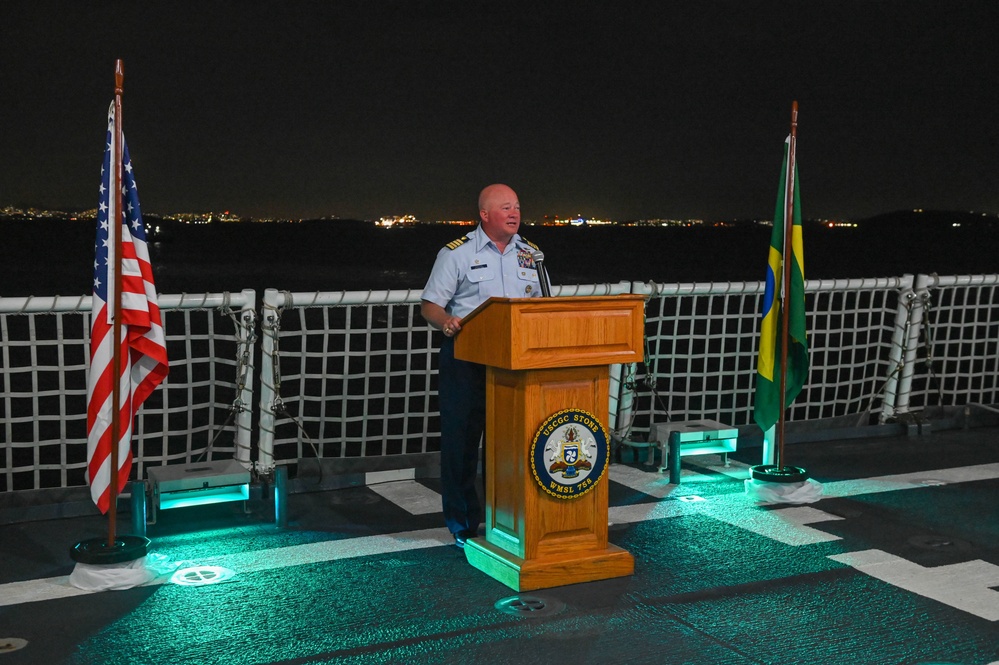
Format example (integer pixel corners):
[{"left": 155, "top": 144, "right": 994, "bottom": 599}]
[{"left": 421, "top": 183, "right": 545, "bottom": 547}]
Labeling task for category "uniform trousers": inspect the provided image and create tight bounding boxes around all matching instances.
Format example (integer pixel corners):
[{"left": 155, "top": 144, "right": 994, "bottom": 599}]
[{"left": 437, "top": 336, "right": 486, "bottom": 535}]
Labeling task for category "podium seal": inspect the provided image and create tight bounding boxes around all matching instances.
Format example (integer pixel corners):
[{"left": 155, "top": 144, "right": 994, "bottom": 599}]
[{"left": 530, "top": 408, "right": 610, "bottom": 499}]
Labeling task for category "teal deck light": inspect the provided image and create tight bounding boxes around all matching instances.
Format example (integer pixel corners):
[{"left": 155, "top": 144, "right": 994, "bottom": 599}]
[{"left": 147, "top": 460, "right": 251, "bottom": 523}]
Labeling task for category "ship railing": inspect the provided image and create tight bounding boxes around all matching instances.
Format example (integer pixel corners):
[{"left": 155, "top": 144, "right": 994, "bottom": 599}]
[
  {"left": 0, "top": 291, "right": 256, "bottom": 502},
  {"left": 255, "top": 282, "right": 632, "bottom": 480},
  {"left": 626, "top": 276, "right": 912, "bottom": 445},
  {"left": 2, "top": 274, "right": 997, "bottom": 504},
  {"left": 898, "top": 273, "right": 999, "bottom": 418}
]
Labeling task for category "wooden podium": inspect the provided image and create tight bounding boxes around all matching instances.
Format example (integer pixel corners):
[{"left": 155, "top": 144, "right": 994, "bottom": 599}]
[{"left": 454, "top": 295, "right": 645, "bottom": 591}]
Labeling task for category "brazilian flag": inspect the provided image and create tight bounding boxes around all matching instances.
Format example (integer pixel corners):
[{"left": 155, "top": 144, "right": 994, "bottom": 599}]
[{"left": 754, "top": 137, "right": 808, "bottom": 433}]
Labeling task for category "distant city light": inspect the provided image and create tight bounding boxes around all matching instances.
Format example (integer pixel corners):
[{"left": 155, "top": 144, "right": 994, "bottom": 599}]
[
  {"left": 2, "top": 205, "right": 996, "bottom": 230},
  {"left": 376, "top": 214, "right": 418, "bottom": 228}
]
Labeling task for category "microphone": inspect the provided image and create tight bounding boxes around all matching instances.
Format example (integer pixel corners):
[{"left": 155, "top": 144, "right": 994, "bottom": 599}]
[{"left": 531, "top": 250, "right": 553, "bottom": 297}]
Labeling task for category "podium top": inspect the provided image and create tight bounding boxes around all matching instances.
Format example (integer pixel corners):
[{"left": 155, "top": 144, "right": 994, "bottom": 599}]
[{"left": 454, "top": 295, "right": 645, "bottom": 370}]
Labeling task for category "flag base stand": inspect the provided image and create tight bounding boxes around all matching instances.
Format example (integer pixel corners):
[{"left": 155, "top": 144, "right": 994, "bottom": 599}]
[
  {"left": 70, "top": 535, "right": 150, "bottom": 565},
  {"left": 749, "top": 464, "right": 808, "bottom": 483}
]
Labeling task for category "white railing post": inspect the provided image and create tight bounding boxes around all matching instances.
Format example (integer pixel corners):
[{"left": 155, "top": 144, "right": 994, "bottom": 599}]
[
  {"left": 880, "top": 274, "right": 916, "bottom": 423},
  {"left": 891, "top": 273, "right": 930, "bottom": 419},
  {"left": 234, "top": 289, "right": 257, "bottom": 469},
  {"left": 257, "top": 288, "right": 283, "bottom": 475}
]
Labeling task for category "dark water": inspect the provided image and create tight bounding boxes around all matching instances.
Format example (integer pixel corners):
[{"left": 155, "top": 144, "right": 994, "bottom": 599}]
[{"left": 1, "top": 219, "right": 992, "bottom": 298}]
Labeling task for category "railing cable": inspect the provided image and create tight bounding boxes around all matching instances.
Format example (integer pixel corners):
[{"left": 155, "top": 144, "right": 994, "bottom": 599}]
[
  {"left": 264, "top": 291, "right": 324, "bottom": 483},
  {"left": 196, "top": 292, "right": 257, "bottom": 463}
]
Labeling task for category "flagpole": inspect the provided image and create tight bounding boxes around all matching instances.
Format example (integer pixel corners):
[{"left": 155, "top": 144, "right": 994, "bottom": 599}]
[
  {"left": 70, "top": 59, "right": 151, "bottom": 566},
  {"left": 107, "top": 58, "right": 125, "bottom": 548},
  {"left": 776, "top": 101, "right": 798, "bottom": 471},
  {"left": 749, "top": 100, "right": 808, "bottom": 487}
]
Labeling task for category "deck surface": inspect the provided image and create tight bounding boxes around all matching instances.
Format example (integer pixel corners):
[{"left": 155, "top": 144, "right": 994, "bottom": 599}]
[{"left": 2, "top": 428, "right": 998, "bottom": 664}]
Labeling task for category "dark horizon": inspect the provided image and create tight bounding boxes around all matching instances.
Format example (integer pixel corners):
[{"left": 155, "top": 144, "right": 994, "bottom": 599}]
[
  {"left": 2, "top": 208, "right": 993, "bottom": 302},
  {"left": 2, "top": 2, "right": 998, "bottom": 222}
]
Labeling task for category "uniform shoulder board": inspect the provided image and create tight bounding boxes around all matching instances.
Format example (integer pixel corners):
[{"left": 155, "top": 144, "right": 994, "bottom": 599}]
[
  {"left": 445, "top": 235, "right": 469, "bottom": 251},
  {"left": 521, "top": 238, "right": 540, "bottom": 250}
]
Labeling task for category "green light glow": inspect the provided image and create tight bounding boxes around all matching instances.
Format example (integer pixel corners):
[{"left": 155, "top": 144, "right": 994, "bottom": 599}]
[
  {"left": 158, "top": 485, "right": 250, "bottom": 511},
  {"left": 678, "top": 442, "right": 736, "bottom": 456}
]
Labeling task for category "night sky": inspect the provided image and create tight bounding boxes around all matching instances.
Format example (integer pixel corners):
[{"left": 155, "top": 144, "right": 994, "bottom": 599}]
[{"left": 2, "top": 1, "right": 997, "bottom": 222}]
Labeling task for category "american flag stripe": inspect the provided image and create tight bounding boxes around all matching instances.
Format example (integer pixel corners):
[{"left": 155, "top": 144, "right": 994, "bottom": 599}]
[{"left": 86, "top": 103, "right": 168, "bottom": 514}]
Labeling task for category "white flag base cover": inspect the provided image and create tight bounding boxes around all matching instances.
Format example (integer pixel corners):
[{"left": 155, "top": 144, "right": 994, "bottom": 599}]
[
  {"left": 744, "top": 478, "right": 823, "bottom": 504},
  {"left": 69, "top": 553, "right": 177, "bottom": 591}
]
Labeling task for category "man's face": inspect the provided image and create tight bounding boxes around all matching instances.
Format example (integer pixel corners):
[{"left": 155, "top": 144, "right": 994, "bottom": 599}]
[{"left": 479, "top": 186, "right": 521, "bottom": 243}]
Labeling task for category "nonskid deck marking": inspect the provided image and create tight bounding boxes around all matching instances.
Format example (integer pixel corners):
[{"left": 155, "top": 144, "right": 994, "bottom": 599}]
[
  {"left": 0, "top": 527, "right": 454, "bottom": 608},
  {"left": 829, "top": 549, "right": 999, "bottom": 622},
  {"left": 611, "top": 462, "right": 999, "bottom": 546},
  {"left": 705, "top": 503, "right": 846, "bottom": 545},
  {"left": 367, "top": 479, "right": 442, "bottom": 515},
  {"left": 607, "top": 476, "right": 847, "bottom": 546},
  {"left": 820, "top": 462, "right": 999, "bottom": 498},
  {"left": 3, "top": 462, "right": 998, "bottom": 608},
  {"left": 609, "top": 464, "right": 688, "bottom": 498},
  {"left": 609, "top": 459, "right": 844, "bottom": 544},
  {"left": 619, "top": 460, "right": 999, "bottom": 621},
  {"left": 201, "top": 526, "right": 454, "bottom": 575}
]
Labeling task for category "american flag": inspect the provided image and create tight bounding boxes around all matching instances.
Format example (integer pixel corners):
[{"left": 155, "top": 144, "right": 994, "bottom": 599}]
[{"left": 87, "top": 103, "right": 168, "bottom": 513}]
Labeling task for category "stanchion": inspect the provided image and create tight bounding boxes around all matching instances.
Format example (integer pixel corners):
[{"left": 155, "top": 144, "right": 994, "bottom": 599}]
[
  {"left": 275, "top": 466, "right": 288, "bottom": 529},
  {"left": 130, "top": 480, "right": 147, "bottom": 538}
]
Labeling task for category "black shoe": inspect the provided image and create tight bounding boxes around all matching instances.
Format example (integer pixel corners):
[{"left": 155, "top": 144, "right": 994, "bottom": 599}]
[{"left": 453, "top": 529, "right": 476, "bottom": 549}]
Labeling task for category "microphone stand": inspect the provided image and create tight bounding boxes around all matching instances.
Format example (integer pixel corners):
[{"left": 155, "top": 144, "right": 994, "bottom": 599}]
[{"left": 532, "top": 251, "right": 553, "bottom": 297}]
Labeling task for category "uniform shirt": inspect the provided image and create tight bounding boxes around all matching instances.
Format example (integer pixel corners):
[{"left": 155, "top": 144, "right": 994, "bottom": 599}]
[{"left": 422, "top": 226, "right": 543, "bottom": 319}]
